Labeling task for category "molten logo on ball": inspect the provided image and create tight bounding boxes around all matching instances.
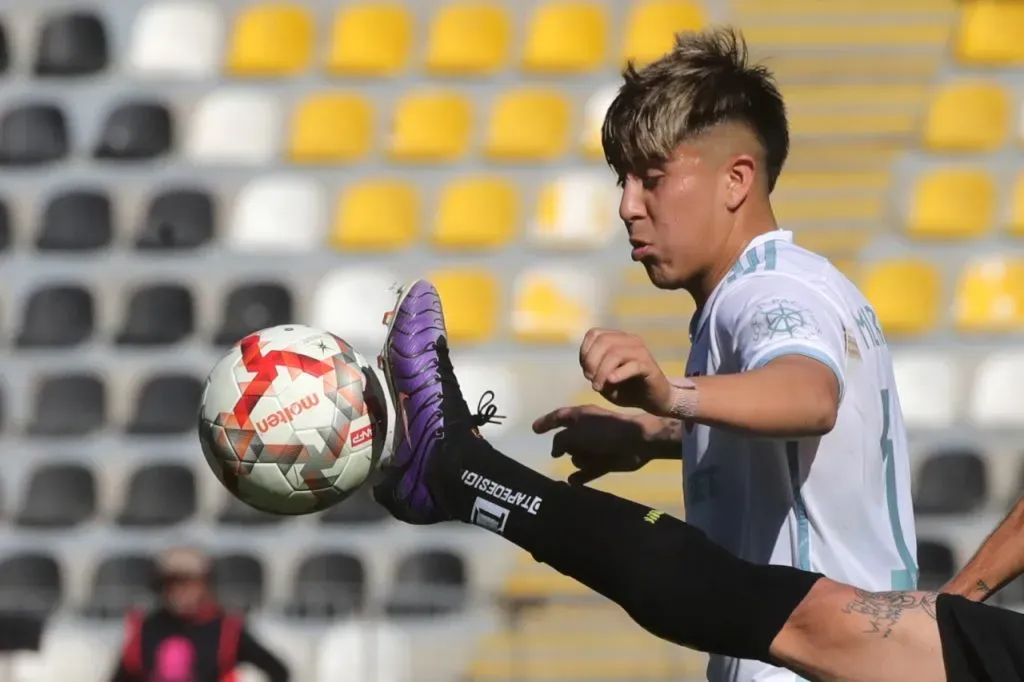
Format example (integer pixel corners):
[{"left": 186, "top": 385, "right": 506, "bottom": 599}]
[{"left": 255, "top": 393, "right": 320, "bottom": 433}]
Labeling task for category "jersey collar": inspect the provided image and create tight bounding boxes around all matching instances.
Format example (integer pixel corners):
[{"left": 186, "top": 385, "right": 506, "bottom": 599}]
[{"left": 688, "top": 229, "right": 794, "bottom": 343}]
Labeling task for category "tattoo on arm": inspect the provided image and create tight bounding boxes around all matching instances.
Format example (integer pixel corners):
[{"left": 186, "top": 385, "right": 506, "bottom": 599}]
[
  {"left": 973, "top": 579, "right": 992, "bottom": 598},
  {"left": 841, "top": 589, "right": 938, "bottom": 639},
  {"left": 653, "top": 418, "right": 683, "bottom": 443}
]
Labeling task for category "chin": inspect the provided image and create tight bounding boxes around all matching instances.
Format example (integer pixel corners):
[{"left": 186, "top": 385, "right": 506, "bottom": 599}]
[{"left": 643, "top": 262, "right": 685, "bottom": 290}]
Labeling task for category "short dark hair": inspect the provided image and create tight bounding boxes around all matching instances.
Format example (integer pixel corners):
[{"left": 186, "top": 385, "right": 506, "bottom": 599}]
[{"left": 602, "top": 26, "right": 789, "bottom": 192}]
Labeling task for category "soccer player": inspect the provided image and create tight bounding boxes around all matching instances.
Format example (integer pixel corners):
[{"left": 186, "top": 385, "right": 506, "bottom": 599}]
[
  {"left": 371, "top": 279, "right": 1024, "bottom": 682},
  {"left": 523, "top": 27, "right": 918, "bottom": 682}
]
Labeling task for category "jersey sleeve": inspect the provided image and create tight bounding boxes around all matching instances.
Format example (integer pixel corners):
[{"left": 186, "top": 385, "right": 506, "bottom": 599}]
[{"left": 713, "top": 274, "right": 847, "bottom": 397}]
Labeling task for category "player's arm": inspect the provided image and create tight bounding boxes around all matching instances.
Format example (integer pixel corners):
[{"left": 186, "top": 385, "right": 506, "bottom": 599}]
[{"left": 943, "top": 496, "right": 1024, "bottom": 602}]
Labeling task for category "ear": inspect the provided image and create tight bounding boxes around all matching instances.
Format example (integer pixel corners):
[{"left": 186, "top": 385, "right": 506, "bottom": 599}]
[{"left": 724, "top": 154, "right": 756, "bottom": 211}]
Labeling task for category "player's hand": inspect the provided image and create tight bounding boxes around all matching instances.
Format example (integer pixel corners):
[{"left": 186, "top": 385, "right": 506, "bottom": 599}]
[
  {"left": 578, "top": 328, "right": 672, "bottom": 416},
  {"left": 533, "top": 405, "right": 655, "bottom": 485}
]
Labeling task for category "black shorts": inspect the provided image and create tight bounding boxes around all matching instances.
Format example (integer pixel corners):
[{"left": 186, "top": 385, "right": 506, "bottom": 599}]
[{"left": 938, "top": 594, "right": 1024, "bottom": 681}]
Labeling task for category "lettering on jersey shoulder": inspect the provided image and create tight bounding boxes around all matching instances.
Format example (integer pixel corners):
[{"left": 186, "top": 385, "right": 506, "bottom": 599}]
[
  {"left": 750, "top": 298, "right": 821, "bottom": 343},
  {"left": 853, "top": 305, "right": 886, "bottom": 350}
]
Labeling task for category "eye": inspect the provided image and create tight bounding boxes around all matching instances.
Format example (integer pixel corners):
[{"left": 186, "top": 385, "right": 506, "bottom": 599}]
[{"left": 641, "top": 174, "right": 661, "bottom": 190}]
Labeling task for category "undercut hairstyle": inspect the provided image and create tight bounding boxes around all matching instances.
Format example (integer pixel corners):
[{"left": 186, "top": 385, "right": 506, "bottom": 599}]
[{"left": 602, "top": 26, "right": 789, "bottom": 193}]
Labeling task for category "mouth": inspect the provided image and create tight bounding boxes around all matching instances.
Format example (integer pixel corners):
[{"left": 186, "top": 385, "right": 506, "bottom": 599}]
[{"left": 629, "top": 240, "right": 652, "bottom": 261}]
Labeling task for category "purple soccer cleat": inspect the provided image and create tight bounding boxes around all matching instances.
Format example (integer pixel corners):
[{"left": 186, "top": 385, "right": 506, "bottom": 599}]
[{"left": 373, "top": 279, "right": 500, "bottom": 524}]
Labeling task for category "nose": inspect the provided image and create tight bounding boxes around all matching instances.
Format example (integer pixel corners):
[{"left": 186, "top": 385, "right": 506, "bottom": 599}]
[{"left": 618, "top": 176, "right": 647, "bottom": 227}]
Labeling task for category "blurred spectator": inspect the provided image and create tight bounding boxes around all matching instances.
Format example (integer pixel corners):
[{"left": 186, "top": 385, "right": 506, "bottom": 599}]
[{"left": 109, "top": 547, "right": 288, "bottom": 682}]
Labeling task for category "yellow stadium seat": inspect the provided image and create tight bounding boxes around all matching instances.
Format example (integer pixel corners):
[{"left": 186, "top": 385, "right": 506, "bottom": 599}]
[
  {"left": 429, "top": 270, "right": 499, "bottom": 343},
  {"left": 389, "top": 92, "right": 472, "bottom": 162},
  {"left": 1010, "top": 175, "right": 1024, "bottom": 238},
  {"left": 288, "top": 94, "right": 372, "bottom": 163},
  {"left": 954, "top": 258, "right": 1024, "bottom": 333},
  {"left": 331, "top": 180, "right": 418, "bottom": 251},
  {"left": 327, "top": 4, "right": 412, "bottom": 76},
  {"left": 512, "top": 269, "right": 596, "bottom": 343},
  {"left": 622, "top": 0, "right": 704, "bottom": 66},
  {"left": 922, "top": 82, "right": 1008, "bottom": 152},
  {"left": 426, "top": 3, "right": 510, "bottom": 75},
  {"left": 908, "top": 169, "right": 994, "bottom": 240},
  {"left": 862, "top": 260, "right": 941, "bottom": 337},
  {"left": 955, "top": 0, "right": 1024, "bottom": 66},
  {"left": 226, "top": 3, "right": 313, "bottom": 76},
  {"left": 523, "top": 2, "right": 607, "bottom": 74},
  {"left": 486, "top": 89, "right": 570, "bottom": 161},
  {"left": 433, "top": 177, "right": 518, "bottom": 250}
]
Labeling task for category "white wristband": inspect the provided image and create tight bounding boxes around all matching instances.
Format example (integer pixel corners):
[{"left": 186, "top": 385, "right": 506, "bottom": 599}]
[{"left": 667, "top": 378, "right": 699, "bottom": 420}]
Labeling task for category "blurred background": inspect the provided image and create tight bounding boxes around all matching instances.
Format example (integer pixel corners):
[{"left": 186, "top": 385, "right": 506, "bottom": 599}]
[{"left": 0, "top": 0, "right": 1020, "bottom": 679}]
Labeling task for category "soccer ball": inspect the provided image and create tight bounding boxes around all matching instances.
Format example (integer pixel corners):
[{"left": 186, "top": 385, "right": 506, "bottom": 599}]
[{"left": 198, "top": 324, "right": 392, "bottom": 515}]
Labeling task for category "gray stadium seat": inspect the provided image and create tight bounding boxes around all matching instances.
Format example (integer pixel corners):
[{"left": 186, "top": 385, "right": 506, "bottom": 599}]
[
  {"left": 116, "top": 284, "right": 193, "bottom": 346},
  {"left": 94, "top": 101, "right": 172, "bottom": 160},
  {"left": 215, "top": 283, "right": 293, "bottom": 346},
  {"left": 0, "top": 554, "right": 61, "bottom": 617},
  {"left": 17, "top": 463, "right": 96, "bottom": 528},
  {"left": 0, "top": 104, "right": 68, "bottom": 165},
  {"left": 126, "top": 374, "right": 201, "bottom": 434},
  {"left": 319, "top": 483, "right": 389, "bottom": 525},
  {"left": 28, "top": 374, "right": 106, "bottom": 436},
  {"left": 37, "top": 189, "right": 112, "bottom": 251},
  {"left": 0, "top": 20, "right": 8, "bottom": 74},
  {"left": 17, "top": 285, "right": 93, "bottom": 347},
  {"left": 34, "top": 11, "right": 108, "bottom": 76},
  {"left": 288, "top": 553, "right": 365, "bottom": 619},
  {"left": 917, "top": 540, "right": 955, "bottom": 591},
  {"left": 211, "top": 554, "right": 264, "bottom": 613},
  {"left": 218, "top": 494, "right": 286, "bottom": 526},
  {"left": 386, "top": 550, "right": 466, "bottom": 617},
  {"left": 85, "top": 555, "right": 156, "bottom": 619},
  {"left": 0, "top": 197, "right": 11, "bottom": 251},
  {"left": 136, "top": 188, "right": 214, "bottom": 250},
  {"left": 913, "top": 450, "right": 988, "bottom": 515},
  {"left": 117, "top": 464, "right": 195, "bottom": 527}
]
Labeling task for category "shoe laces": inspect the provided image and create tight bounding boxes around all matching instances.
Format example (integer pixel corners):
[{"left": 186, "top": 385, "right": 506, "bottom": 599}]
[
  {"left": 433, "top": 337, "right": 504, "bottom": 430},
  {"left": 472, "top": 391, "right": 505, "bottom": 427}
]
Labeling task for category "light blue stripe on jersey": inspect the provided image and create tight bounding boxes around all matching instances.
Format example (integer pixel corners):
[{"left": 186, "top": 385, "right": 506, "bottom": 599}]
[
  {"left": 786, "top": 441, "right": 811, "bottom": 571},
  {"left": 751, "top": 345, "right": 846, "bottom": 401},
  {"left": 880, "top": 389, "right": 918, "bottom": 590}
]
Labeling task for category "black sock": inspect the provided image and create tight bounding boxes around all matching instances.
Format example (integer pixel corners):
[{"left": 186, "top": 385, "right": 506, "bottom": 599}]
[{"left": 431, "top": 439, "right": 822, "bottom": 663}]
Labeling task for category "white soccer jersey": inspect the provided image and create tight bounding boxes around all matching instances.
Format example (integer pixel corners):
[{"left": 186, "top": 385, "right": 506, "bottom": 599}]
[{"left": 681, "top": 230, "right": 917, "bottom": 682}]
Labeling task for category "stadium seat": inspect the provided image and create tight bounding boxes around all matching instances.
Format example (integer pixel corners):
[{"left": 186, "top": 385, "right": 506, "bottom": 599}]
[
  {"left": 289, "top": 94, "right": 372, "bottom": 164},
  {"left": 426, "top": 2, "right": 510, "bottom": 75},
  {"left": 331, "top": 180, "right": 418, "bottom": 251},
  {"left": 955, "top": 0, "right": 1024, "bottom": 66},
  {"left": 225, "top": 3, "right": 313, "bottom": 76},
  {"left": 581, "top": 85, "right": 617, "bottom": 159},
  {"left": 386, "top": 550, "right": 466, "bottom": 617},
  {"left": 0, "top": 198, "right": 11, "bottom": 251},
  {"left": 94, "top": 101, "right": 173, "bottom": 160},
  {"left": 922, "top": 82, "right": 1008, "bottom": 152},
  {"left": 861, "top": 259, "right": 940, "bottom": 337},
  {"left": 969, "top": 352, "right": 1024, "bottom": 427},
  {"left": 0, "top": 20, "right": 8, "bottom": 74},
  {"left": 215, "top": 282, "right": 293, "bottom": 346},
  {"left": 186, "top": 91, "right": 281, "bottom": 165},
  {"left": 85, "top": 555, "right": 156, "bottom": 619},
  {"left": 531, "top": 174, "right": 616, "bottom": 248},
  {"left": 34, "top": 11, "right": 108, "bottom": 76},
  {"left": 116, "top": 284, "right": 194, "bottom": 346},
  {"left": 954, "top": 258, "right": 1024, "bottom": 333},
  {"left": 485, "top": 89, "right": 570, "bottom": 161},
  {"left": 0, "top": 104, "right": 69, "bottom": 166},
  {"left": 136, "top": 187, "right": 214, "bottom": 250},
  {"left": 218, "top": 493, "right": 286, "bottom": 526},
  {"left": 523, "top": 2, "right": 607, "bottom": 74},
  {"left": 37, "top": 189, "right": 112, "bottom": 251},
  {"left": 913, "top": 451, "right": 987, "bottom": 515},
  {"left": 429, "top": 269, "right": 499, "bottom": 343},
  {"left": 388, "top": 91, "right": 472, "bottom": 162},
  {"left": 917, "top": 540, "right": 955, "bottom": 592},
  {"left": 622, "top": 0, "right": 704, "bottom": 66},
  {"left": 320, "top": 483, "right": 389, "bottom": 524},
  {"left": 17, "top": 286, "right": 94, "bottom": 347},
  {"left": 17, "top": 464, "right": 96, "bottom": 528},
  {"left": 211, "top": 554, "right": 264, "bottom": 613},
  {"left": 118, "top": 464, "right": 196, "bottom": 527},
  {"left": 128, "top": 1, "right": 222, "bottom": 78},
  {"left": 433, "top": 176, "right": 518, "bottom": 250},
  {"left": 227, "top": 176, "right": 324, "bottom": 250},
  {"left": 126, "top": 374, "right": 203, "bottom": 435},
  {"left": 512, "top": 267, "right": 599, "bottom": 343},
  {"left": 28, "top": 374, "right": 106, "bottom": 436},
  {"left": 891, "top": 353, "right": 958, "bottom": 429},
  {"left": 289, "top": 553, "right": 365, "bottom": 618},
  {"left": 907, "top": 169, "right": 994, "bottom": 239},
  {"left": 311, "top": 268, "right": 399, "bottom": 351},
  {"left": 0, "top": 555, "right": 61, "bottom": 617},
  {"left": 327, "top": 4, "right": 412, "bottom": 76}
]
